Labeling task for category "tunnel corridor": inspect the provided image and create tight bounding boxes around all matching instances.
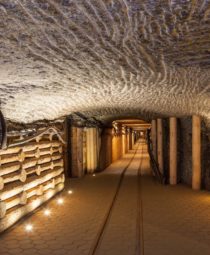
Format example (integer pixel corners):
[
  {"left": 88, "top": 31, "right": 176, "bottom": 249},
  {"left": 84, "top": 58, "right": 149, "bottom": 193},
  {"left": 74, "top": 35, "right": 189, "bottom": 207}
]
[
  {"left": 0, "top": 1, "right": 210, "bottom": 254},
  {"left": 0, "top": 117, "right": 210, "bottom": 255}
]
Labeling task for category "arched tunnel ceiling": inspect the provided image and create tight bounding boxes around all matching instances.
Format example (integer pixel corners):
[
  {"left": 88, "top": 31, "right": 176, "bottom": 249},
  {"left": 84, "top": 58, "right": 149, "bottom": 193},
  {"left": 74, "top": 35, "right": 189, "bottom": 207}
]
[{"left": 0, "top": 0, "right": 210, "bottom": 125}]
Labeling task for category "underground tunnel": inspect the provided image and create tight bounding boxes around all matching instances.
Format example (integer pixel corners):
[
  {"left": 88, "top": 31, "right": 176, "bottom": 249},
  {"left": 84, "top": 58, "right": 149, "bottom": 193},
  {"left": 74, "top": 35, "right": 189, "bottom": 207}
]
[{"left": 0, "top": 1, "right": 210, "bottom": 255}]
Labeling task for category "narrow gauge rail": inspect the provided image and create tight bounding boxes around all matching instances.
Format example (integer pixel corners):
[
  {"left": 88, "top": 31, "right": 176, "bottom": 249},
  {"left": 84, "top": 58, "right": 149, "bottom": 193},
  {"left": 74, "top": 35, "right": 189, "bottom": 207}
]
[{"left": 89, "top": 140, "right": 145, "bottom": 255}]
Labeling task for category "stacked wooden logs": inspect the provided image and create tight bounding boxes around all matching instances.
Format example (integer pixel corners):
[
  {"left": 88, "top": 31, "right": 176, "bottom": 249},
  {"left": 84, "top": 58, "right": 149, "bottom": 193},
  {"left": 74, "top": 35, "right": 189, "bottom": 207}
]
[{"left": 0, "top": 130, "right": 65, "bottom": 231}]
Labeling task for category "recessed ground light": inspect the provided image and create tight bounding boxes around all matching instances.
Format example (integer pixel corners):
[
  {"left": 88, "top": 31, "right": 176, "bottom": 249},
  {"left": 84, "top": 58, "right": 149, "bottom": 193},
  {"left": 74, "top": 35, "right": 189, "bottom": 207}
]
[
  {"left": 93, "top": 174, "right": 96, "bottom": 177},
  {"left": 57, "top": 198, "right": 64, "bottom": 205},
  {"left": 44, "top": 209, "right": 51, "bottom": 216},
  {"left": 68, "top": 190, "right": 73, "bottom": 194},
  {"left": 25, "top": 224, "right": 33, "bottom": 232}
]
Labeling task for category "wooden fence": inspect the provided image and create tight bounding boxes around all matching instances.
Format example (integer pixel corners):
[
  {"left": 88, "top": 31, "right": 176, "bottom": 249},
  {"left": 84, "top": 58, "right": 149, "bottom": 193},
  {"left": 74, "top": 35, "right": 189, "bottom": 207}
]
[{"left": 0, "top": 127, "right": 65, "bottom": 232}]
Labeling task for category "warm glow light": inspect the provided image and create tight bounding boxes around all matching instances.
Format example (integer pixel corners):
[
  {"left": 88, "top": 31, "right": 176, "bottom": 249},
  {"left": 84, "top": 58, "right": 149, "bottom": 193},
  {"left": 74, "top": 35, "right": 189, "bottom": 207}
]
[
  {"left": 44, "top": 209, "right": 51, "bottom": 216},
  {"left": 57, "top": 198, "right": 64, "bottom": 205},
  {"left": 25, "top": 224, "right": 33, "bottom": 232},
  {"left": 93, "top": 174, "right": 96, "bottom": 177},
  {"left": 68, "top": 190, "right": 73, "bottom": 194}
]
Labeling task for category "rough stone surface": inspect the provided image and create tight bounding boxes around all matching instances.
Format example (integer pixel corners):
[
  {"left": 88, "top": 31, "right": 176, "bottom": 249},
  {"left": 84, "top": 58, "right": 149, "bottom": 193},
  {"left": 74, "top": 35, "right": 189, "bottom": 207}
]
[
  {"left": 99, "top": 128, "right": 112, "bottom": 171},
  {"left": 178, "top": 117, "right": 192, "bottom": 186},
  {"left": 70, "top": 126, "right": 84, "bottom": 177},
  {"left": 202, "top": 124, "right": 210, "bottom": 190},
  {"left": 177, "top": 118, "right": 210, "bottom": 190},
  {"left": 203, "top": 143, "right": 210, "bottom": 189},
  {"left": 0, "top": 1, "right": 209, "bottom": 124}
]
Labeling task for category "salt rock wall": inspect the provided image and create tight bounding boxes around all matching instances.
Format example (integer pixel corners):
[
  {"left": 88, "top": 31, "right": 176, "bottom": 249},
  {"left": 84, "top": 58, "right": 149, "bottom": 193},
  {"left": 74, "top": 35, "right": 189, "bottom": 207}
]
[
  {"left": 177, "top": 118, "right": 210, "bottom": 190},
  {"left": 202, "top": 125, "right": 210, "bottom": 190},
  {"left": 70, "top": 127, "right": 85, "bottom": 177},
  {"left": 99, "top": 128, "right": 112, "bottom": 171},
  {"left": 0, "top": 128, "right": 65, "bottom": 232}
]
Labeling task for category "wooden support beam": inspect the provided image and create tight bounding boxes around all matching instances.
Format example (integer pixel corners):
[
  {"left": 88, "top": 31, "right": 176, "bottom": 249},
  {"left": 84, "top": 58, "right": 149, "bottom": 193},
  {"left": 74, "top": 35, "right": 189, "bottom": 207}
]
[
  {"left": 71, "top": 127, "right": 84, "bottom": 177},
  {"left": 86, "top": 128, "right": 98, "bottom": 173},
  {"left": 122, "top": 132, "right": 126, "bottom": 155},
  {"left": 157, "top": 119, "right": 163, "bottom": 174},
  {"left": 132, "top": 131, "right": 135, "bottom": 148},
  {"left": 129, "top": 129, "right": 132, "bottom": 150},
  {"left": 169, "top": 117, "right": 177, "bottom": 185},
  {"left": 192, "top": 115, "right": 201, "bottom": 190},
  {"left": 151, "top": 120, "right": 157, "bottom": 160}
]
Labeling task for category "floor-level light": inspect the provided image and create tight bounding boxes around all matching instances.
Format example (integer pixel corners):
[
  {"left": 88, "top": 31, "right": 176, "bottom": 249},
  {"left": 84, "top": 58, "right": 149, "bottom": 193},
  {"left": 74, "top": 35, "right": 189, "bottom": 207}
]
[
  {"left": 44, "top": 209, "right": 51, "bottom": 216},
  {"left": 68, "top": 190, "right": 73, "bottom": 194},
  {"left": 25, "top": 224, "right": 33, "bottom": 232},
  {"left": 57, "top": 198, "right": 64, "bottom": 205},
  {"left": 93, "top": 174, "right": 96, "bottom": 177}
]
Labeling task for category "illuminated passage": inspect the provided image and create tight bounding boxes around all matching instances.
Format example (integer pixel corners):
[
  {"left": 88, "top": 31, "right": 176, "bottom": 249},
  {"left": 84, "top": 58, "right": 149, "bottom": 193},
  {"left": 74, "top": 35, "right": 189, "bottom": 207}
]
[{"left": 0, "top": 2, "right": 210, "bottom": 254}]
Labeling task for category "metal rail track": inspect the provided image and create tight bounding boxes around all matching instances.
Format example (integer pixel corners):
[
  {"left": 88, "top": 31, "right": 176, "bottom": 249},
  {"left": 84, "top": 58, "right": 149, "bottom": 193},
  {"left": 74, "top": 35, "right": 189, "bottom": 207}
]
[
  {"left": 136, "top": 143, "right": 145, "bottom": 255},
  {"left": 89, "top": 140, "right": 145, "bottom": 255}
]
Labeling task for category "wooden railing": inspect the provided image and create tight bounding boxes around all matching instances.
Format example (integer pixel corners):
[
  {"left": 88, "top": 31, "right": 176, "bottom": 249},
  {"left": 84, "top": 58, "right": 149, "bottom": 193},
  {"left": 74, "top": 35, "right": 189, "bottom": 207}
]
[{"left": 0, "top": 127, "right": 65, "bottom": 232}]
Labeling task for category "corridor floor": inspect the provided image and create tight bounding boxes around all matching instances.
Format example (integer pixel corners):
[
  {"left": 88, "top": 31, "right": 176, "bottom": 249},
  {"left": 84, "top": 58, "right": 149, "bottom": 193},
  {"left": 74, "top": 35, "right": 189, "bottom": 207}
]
[{"left": 0, "top": 142, "right": 210, "bottom": 255}]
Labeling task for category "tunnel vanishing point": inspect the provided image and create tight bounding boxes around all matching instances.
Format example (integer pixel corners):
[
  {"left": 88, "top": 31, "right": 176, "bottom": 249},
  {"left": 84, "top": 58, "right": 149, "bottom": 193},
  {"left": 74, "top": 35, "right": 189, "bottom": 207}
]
[{"left": 0, "top": 1, "right": 210, "bottom": 255}]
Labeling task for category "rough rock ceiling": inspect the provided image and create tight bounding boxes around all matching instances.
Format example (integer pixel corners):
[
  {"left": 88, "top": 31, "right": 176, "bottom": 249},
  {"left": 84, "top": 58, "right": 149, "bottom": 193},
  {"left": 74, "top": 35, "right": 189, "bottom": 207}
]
[{"left": 0, "top": 0, "right": 210, "bottom": 125}]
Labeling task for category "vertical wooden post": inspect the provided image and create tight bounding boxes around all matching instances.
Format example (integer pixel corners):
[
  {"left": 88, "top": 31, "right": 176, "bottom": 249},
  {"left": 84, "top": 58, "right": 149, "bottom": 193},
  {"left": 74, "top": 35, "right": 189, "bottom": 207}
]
[
  {"left": 151, "top": 120, "right": 157, "bottom": 160},
  {"left": 118, "top": 125, "right": 122, "bottom": 159},
  {"left": 129, "top": 129, "right": 132, "bottom": 150},
  {"left": 192, "top": 115, "right": 201, "bottom": 190},
  {"left": 157, "top": 119, "right": 163, "bottom": 174},
  {"left": 86, "top": 128, "right": 91, "bottom": 172},
  {"left": 86, "top": 127, "right": 97, "bottom": 173},
  {"left": 76, "top": 127, "right": 84, "bottom": 177},
  {"left": 112, "top": 130, "right": 117, "bottom": 162},
  {"left": 169, "top": 117, "right": 177, "bottom": 185},
  {"left": 126, "top": 128, "right": 130, "bottom": 152},
  {"left": 63, "top": 117, "right": 71, "bottom": 177},
  {"left": 82, "top": 129, "right": 87, "bottom": 173},
  {"left": 93, "top": 128, "right": 98, "bottom": 171},
  {"left": 71, "top": 127, "right": 84, "bottom": 177},
  {"left": 122, "top": 131, "right": 126, "bottom": 155},
  {"left": 132, "top": 131, "right": 135, "bottom": 148}
]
